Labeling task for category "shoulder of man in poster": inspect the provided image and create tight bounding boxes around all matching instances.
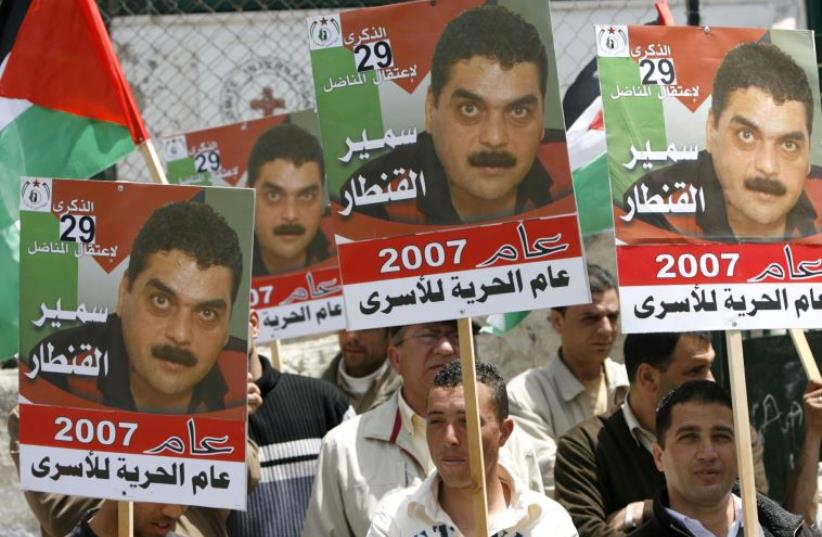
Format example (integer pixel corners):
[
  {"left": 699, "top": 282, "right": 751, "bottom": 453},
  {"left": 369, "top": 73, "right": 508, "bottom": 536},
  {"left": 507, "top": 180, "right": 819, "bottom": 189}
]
[
  {"left": 621, "top": 180, "right": 704, "bottom": 222},
  {"left": 339, "top": 128, "right": 418, "bottom": 163},
  {"left": 476, "top": 223, "right": 569, "bottom": 268},
  {"left": 339, "top": 168, "right": 426, "bottom": 216},
  {"left": 26, "top": 341, "right": 108, "bottom": 380}
]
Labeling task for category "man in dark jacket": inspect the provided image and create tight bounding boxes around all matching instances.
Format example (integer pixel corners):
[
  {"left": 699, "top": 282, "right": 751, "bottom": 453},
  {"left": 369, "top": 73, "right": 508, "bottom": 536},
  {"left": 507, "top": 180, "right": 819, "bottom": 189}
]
[{"left": 632, "top": 380, "right": 817, "bottom": 537}]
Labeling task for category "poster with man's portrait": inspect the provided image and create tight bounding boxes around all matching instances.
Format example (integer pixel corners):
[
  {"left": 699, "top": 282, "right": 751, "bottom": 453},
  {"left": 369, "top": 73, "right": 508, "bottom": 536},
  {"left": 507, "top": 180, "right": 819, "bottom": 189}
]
[
  {"left": 18, "top": 178, "right": 254, "bottom": 508},
  {"left": 308, "top": 0, "right": 588, "bottom": 329},
  {"left": 598, "top": 26, "right": 822, "bottom": 332},
  {"left": 161, "top": 110, "right": 345, "bottom": 341}
]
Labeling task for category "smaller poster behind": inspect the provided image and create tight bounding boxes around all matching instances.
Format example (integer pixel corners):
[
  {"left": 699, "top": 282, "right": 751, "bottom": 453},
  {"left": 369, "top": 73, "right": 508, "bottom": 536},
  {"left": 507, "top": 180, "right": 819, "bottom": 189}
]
[
  {"left": 308, "top": 0, "right": 589, "bottom": 329},
  {"left": 18, "top": 178, "right": 254, "bottom": 508},
  {"left": 597, "top": 25, "right": 822, "bottom": 332},
  {"left": 161, "top": 110, "right": 345, "bottom": 340}
]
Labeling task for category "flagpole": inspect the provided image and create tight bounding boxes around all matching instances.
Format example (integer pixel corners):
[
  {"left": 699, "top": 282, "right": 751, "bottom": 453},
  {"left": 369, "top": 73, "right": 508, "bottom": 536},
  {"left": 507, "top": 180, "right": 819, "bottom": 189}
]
[{"left": 138, "top": 139, "right": 169, "bottom": 185}]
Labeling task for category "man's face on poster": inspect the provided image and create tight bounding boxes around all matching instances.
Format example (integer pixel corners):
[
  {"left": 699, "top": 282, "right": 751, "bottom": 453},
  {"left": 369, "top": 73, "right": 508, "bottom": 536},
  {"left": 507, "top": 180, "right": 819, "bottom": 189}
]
[
  {"left": 253, "top": 158, "right": 324, "bottom": 271},
  {"left": 425, "top": 55, "right": 544, "bottom": 210},
  {"left": 706, "top": 86, "right": 811, "bottom": 238},
  {"left": 117, "top": 249, "right": 233, "bottom": 408}
]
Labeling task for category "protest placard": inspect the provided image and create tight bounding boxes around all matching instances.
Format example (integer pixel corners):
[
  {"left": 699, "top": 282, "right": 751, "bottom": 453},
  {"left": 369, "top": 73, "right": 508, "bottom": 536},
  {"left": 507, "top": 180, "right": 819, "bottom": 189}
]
[
  {"left": 161, "top": 110, "right": 345, "bottom": 341},
  {"left": 308, "top": 0, "right": 588, "bottom": 329},
  {"left": 18, "top": 178, "right": 254, "bottom": 509},
  {"left": 597, "top": 26, "right": 822, "bottom": 333}
]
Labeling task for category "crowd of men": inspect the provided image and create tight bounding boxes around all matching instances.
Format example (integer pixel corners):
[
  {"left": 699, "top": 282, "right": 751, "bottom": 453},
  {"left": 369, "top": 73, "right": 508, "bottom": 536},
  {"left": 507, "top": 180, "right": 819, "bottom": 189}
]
[{"left": 12, "top": 261, "right": 822, "bottom": 536}]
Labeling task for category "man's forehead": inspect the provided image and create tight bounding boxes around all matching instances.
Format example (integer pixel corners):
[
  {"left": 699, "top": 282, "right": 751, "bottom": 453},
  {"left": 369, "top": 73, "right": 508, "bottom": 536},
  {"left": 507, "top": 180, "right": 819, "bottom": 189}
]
[
  {"left": 134, "top": 250, "right": 233, "bottom": 301},
  {"left": 671, "top": 336, "right": 714, "bottom": 364},
  {"left": 255, "top": 159, "right": 322, "bottom": 189},
  {"left": 669, "top": 402, "right": 733, "bottom": 430},
  {"left": 442, "top": 56, "right": 542, "bottom": 97},
  {"left": 719, "top": 87, "right": 809, "bottom": 128},
  {"left": 569, "top": 290, "right": 620, "bottom": 315}
]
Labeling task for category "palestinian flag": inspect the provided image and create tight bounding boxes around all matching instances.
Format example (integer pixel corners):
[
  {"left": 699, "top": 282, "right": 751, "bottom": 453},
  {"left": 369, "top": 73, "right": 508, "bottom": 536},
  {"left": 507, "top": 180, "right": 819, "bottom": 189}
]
[{"left": 0, "top": 0, "right": 148, "bottom": 358}]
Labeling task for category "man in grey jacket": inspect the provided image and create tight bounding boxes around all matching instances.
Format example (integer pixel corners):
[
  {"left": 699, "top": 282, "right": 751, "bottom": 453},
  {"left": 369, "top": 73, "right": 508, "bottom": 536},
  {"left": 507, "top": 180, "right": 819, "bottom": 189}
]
[{"left": 507, "top": 264, "right": 628, "bottom": 496}]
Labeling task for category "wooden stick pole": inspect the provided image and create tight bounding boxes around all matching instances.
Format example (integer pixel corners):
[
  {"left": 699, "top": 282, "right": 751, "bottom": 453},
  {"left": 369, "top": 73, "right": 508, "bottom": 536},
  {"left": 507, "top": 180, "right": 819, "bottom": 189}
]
[
  {"left": 138, "top": 138, "right": 169, "bottom": 185},
  {"left": 457, "top": 317, "right": 489, "bottom": 537},
  {"left": 117, "top": 500, "right": 133, "bottom": 537},
  {"left": 725, "top": 330, "right": 759, "bottom": 537},
  {"left": 788, "top": 329, "right": 822, "bottom": 382},
  {"left": 269, "top": 340, "right": 283, "bottom": 371}
]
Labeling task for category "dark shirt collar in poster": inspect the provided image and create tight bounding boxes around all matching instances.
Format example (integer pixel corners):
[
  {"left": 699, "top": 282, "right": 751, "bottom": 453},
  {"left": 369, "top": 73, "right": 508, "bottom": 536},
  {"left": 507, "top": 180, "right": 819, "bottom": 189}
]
[
  {"left": 252, "top": 230, "right": 332, "bottom": 277},
  {"left": 628, "top": 150, "right": 819, "bottom": 242},
  {"left": 33, "top": 314, "right": 235, "bottom": 413},
  {"left": 344, "top": 131, "right": 555, "bottom": 226}
]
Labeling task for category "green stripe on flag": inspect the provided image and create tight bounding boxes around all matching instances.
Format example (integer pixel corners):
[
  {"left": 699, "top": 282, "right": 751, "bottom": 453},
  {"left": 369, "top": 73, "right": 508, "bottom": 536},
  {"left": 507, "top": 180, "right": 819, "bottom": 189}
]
[
  {"left": 573, "top": 153, "right": 613, "bottom": 236},
  {"left": 0, "top": 104, "right": 133, "bottom": 359}
]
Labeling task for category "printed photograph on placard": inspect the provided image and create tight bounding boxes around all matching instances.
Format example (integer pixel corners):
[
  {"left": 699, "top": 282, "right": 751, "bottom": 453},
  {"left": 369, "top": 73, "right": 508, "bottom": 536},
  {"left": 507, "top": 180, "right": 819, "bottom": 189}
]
[
  {"left": 599, "top": 26, "right": 822, "bottom": 244},
  {"left": 161, "top": 110, "right": 345, "bottom": 340},
  {"left": 18, "top": 178, "right": 254, "bottom": 508},
  {"left": 310, "top": 0, "right": 573, "bottom": 238},
  {"left": 309, "top": 0, "right": 590, "bottom": 328},
  {"left": 597, "top": 26, "right": 822, "bottom": 332}
]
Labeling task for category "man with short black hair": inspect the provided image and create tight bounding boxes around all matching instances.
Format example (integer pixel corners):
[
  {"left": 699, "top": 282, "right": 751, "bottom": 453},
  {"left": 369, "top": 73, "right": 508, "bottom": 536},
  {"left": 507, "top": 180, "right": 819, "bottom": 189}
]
[
  {"left": 302, "top": 321, "right": 542, "bottom": 537},
  {"left": 368, "top": 361, "right": 577, "bottom": 536},
  {"left": 340, "top": 4, "right": 569, "bottom": 225},
  {"left": 554, "top": 331, "right": 768, "bottom": 537},
  {"left": 624, "top": 42, "right": 820, "bottom": 240},
  {"left": 632, "top": 380, "right": 817, "bottom": 537},
  {"left": 25, "top": 200, "right": 247, "bottom": 413},
  {"left": 508, "top": 263, "right": 627, "bottom": 496},
  {"left": 248, "top": 123, "right": 331, "bottom": 275}
]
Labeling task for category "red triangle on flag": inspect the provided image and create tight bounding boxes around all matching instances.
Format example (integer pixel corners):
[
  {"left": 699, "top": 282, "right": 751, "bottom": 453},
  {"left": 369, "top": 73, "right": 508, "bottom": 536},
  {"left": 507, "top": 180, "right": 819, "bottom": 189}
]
[{"left": 0, "top": 0, "right": 147, "bottom": 143}]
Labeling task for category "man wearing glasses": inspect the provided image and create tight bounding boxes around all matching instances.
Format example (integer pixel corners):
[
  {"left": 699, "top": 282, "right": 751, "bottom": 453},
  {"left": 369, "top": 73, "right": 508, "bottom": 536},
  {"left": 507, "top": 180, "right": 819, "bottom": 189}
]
[{"left": 302, "top": 321, "right": 542, "bottom": 537}]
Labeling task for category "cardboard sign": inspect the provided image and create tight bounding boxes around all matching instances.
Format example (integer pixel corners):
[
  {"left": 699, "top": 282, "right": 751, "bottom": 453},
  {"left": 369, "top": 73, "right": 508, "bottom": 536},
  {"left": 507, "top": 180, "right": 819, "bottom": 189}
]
[
  {"left": 598, "top": 26, "right": 822, "bottom": 332},
  {"left": 308, "top": 0, "right": 588, "bottom": 328},
  {"left": 18, "top": 178, "right": 253, "bottom": 508},
  {"left": 161, "top": 111, "right": 345, "bottom": 340}
]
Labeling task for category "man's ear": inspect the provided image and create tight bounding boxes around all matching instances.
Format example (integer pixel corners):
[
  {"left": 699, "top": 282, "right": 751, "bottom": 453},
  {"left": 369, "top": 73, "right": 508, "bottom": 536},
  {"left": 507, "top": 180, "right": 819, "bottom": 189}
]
[
  {"left": 249, "top": 309, "right": 260, "bottom": 339},
  {"left": 387, "top": 344, "right": 401, "bottom": 374},
  {"left": 636, "top": 363, "right": 660, "bottom": 395},
  {"left": 116, "top": 274, "right": 130, "bottom": 317},
  {"left": 705, "top": 108, "right": 716, "bottom": 153},
  {"left": 424, "top": 88, "right": 435, "bottom": 132},
  {"left": 499, "top": 417, "right": 514, "bottom": 447},
  {"left": 549, "top": 309, "right": 564, "bottom": 334},
  {"left": 652, "top": 442, "right": 665, "bottom": 472}
]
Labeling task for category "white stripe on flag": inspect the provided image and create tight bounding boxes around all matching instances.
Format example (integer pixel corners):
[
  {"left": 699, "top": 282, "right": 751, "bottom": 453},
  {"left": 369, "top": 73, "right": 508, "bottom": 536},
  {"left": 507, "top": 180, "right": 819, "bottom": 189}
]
[{"left": 0, "top": 96, "right": 32, "bottom": 132}]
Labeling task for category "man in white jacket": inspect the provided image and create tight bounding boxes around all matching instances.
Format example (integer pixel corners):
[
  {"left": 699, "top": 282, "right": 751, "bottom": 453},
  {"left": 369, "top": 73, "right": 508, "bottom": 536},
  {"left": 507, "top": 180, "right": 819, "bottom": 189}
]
[
  {"left": 302, "top": 321, "right": 542, "bottom": 537},
  {"left": 367, "top": 360, "right": 576, "bottom": 537}
]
